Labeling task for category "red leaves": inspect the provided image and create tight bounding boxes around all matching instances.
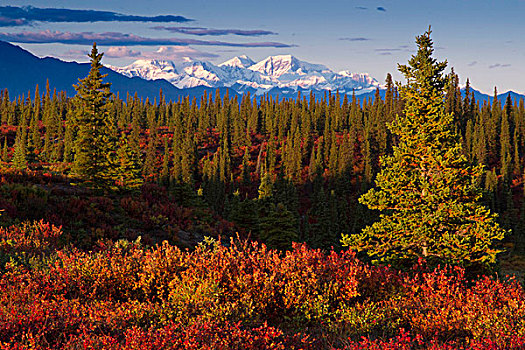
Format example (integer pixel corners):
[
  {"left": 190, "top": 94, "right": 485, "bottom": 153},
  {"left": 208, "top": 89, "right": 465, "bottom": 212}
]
[{"left": 0, "top": 222, "right": 524, "bottom": 349}]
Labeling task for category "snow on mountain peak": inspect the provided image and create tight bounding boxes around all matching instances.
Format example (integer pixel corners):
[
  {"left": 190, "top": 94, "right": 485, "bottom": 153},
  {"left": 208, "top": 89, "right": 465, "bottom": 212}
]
[
  {"left": 248, "top": 55, "right": 329, "bottom": 78},
  {"left": 107, "top": 54, "right": 381, "bottom": 95},
  {"left": 107, "top": 59, "right": 179, "bottom": 83},
  {"left": 219, "top": 55, "right": 255, "bottom": 69}
]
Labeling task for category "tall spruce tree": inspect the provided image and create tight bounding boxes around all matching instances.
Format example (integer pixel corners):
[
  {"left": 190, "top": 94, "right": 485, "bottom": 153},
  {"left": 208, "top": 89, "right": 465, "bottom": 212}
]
[
  {"left": 72, "top": 43, "right": 116, "bottom": 188},
  {"left": 342, "top": 29, "right": 505, "bottom": 270}
]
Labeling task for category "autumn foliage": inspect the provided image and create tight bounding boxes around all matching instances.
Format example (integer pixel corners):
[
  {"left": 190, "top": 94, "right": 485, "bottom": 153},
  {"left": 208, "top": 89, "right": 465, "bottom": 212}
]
[{"left": 0, "top": 221, "right": 524, "bottom": 349}]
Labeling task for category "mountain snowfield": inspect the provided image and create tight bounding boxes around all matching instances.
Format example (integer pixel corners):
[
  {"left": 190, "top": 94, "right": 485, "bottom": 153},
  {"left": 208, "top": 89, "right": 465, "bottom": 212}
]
[{"left": 108, "top": 55, "right": 382, "bottom": 95}]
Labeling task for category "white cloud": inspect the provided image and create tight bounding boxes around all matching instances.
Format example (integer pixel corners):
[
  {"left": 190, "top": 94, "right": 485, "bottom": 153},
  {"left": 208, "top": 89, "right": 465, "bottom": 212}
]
[
  {"left": 104, "top": 46, "right": 141, "bottom": 58},
  {"left": 140, "top": 46, "right": 218, "bottom": 61}
]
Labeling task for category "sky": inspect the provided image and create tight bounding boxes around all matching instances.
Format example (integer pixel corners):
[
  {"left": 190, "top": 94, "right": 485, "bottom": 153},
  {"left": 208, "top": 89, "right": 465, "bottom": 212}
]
[{"left": 1, "top": 0, "right": 523, "bottom": 94}]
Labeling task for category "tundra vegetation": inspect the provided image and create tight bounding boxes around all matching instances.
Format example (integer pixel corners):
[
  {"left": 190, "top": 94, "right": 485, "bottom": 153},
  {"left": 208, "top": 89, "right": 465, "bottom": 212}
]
[{"left": 0, "top": 30, "right": 524, "bottom": 349}]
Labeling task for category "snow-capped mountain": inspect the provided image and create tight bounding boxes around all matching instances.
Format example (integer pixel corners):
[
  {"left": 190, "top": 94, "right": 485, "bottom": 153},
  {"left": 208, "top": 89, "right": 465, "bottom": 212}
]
[
  {"left": 108, "top": 59, "right": 179, "bottom": 83},
  {"left": 248, "top": 54, "right": 329, "bottom": 79},
  {"left": 2, "top": 40, "right": 525, "bottom": 104},
  {"left": 108, "top": 55, "right": 382, "bottom": 95},
  {"left": 218, "top": 54, "right": 255, "bottom": 69}
]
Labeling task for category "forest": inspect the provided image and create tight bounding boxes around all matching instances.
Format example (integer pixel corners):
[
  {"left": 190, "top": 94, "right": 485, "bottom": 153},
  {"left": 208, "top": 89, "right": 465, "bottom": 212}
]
[{"left": 0, "top": 30, "right": 524, "bottom": 349}]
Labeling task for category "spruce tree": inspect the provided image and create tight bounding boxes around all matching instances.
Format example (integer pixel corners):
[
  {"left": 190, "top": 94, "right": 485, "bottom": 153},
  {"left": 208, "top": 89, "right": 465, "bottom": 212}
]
[
  {"left": 259, "top": 203, "right": 299, "bottom": 250},
  {"left": 12, "top": 127, "right": 27, "bottom": 170},
  {"left": 160, "top": 136, "right": 170, "bottom": 185},
  {"left": 115, "top": 132, "right": 143, "bottom": 190},
  {"left": 342, "top": 29, "right": 505, "bottom": 270},
  {"left": 72, "top": 43, "right": 116, "bottom": 188},
  {"left": 142, "top": 128, "right": 158, "bottom": 179},
  {"left": 258, "top": 172, "right": 273, "bottom": 200}
]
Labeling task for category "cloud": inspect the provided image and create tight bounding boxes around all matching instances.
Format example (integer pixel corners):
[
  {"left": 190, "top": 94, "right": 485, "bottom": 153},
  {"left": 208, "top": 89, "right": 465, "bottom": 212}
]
[
  {"left": 489, "top": 63, "right": 511, "bottom": 69},
  {"left": 61, "top": 45, "right": 218, "bottom": 61},
  {"left": 0, "top": 30, "right": 293, "bottom": 48},
  {"left": 105, "top": 46, "right": 141, "bottom": 58},
  {"left": 0, "top": 16, "right": 29, "bottom": 27},
  {"left": 339, "top": 37, "right": 370, "bottom": 41},
  {"left": 145, "top": 46, "right": 218, "bottom": 60},
  {"left": 467, "top": 61, "right": 477, "bottom": 67},
  {"left": 375, "top": 45, "right": 412, "bottom": 55},
  {"left": 375, "top": 48, "right": 401, "bottom": 53},
  {"left": 62, "top": 49, "right": 89, "bottom": 59},
  {"left": 355, "top": 6, "right": 368, "bottom": 10},
  {"left": 152, "top": 26, "right": 276, "bottom": 37},
  {"left": 376, "top": 7, "right": 387, "bottom": 12},
  {"left": 0, "top": 6, "right": 192, "bottom": 26}
]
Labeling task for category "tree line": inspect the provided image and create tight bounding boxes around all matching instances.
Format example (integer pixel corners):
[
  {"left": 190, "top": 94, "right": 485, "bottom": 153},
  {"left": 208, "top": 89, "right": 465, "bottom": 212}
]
[{"left": 0, "top": 42, "right": 523, "bottom": 256}]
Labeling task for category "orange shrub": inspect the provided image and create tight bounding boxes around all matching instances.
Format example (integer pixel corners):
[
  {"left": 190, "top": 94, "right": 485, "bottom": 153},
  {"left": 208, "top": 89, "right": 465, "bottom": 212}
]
[{"left": 0, "top": 221, "right": 524, "bottom": 349}]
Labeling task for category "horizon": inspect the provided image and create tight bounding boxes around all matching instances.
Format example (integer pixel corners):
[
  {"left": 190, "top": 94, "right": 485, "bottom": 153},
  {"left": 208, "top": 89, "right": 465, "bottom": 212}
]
[{"left": 1, "top": 1, "right": 524, "bottom": 95}]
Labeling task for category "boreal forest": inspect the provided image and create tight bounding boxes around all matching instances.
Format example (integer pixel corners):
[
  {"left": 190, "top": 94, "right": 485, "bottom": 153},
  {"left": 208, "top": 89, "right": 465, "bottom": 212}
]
[{"left": 0, "top": 30, "right": 524, "bottom": 349}]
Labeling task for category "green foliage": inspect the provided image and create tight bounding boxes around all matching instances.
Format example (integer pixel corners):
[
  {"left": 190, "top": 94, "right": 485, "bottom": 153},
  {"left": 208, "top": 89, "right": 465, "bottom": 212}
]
[
  {"left": 258, "top": 172, "right": 273, "bottom": 200},
  {"left": 2, "top": 30, "right": 525, "bottom": 265},
  {"left": 115, "top": 132, "right": 143, "bottom": 190},
  {"left": 259, "top": 202, "right": 299, "bottom": 250},
  {"left": 343, "top": 29, "right": 506, "bottom": 270},
  {"left": 72, "top": 43, "right": 116, "bottom": 188},
  {"left": 12, "top": 127, "right": 27, "bottom": 169}
]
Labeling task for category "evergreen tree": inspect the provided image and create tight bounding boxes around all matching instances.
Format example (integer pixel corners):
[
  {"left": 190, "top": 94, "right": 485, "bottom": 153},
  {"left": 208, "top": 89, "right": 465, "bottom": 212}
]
[
  {"left": 63, "top": 113, "right": 75, "bottom": 163},
  {"left": 259, "top": 203, "right": 299, "bottom": 250},
  {"left": 342, "top": 29, "right": 505, "bottom": 270},
  {"left": 258, "top": 172, "right": 273, "bottom": 200},
  {"left": 160, "top": 136, "right": 170, "bottom": 185},
  {"left": 308, "top": 187, "right": 335, "bottom": 248},
  {"left": 142, "top": 128, "right": 158, "bottom": 179},
  {"left": 115, "top": 132, "right": 143, "bottom": 190},
  {"left": 72, "top": 43, "right": 116, "bottom": 188},
  {"left": 241, "top": 146, "right": 251, "bottom": 184},
  {"left": 12, "top": 127, "right": 27, "bottom": 169},
  {"left": 500, "top": 93, "right": 513, "bottom": 181},
  {"left": 229, "top": 196, "right": 260, "bottom": 236}
]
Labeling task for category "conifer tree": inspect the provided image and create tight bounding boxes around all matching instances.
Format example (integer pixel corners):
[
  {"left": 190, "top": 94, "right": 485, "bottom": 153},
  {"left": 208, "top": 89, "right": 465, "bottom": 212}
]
[
  {"left": 115, "top": 132, "right": 143, "bottom": 190},
  {"left": 72, "top": 43, "right": 116, "bottom": 188},
  {"left": 229, "top": 196, "right": 260, "bottom": 236},
  {"left": 63, "top": 112, "right": 75, "bottom": 163},
  {"left": 258, "top": 172, "right": 273, "bottom": 200},
  {"left": 308, "top": 187, "right": 336, "bottom": 248},
  {"left": 12, "top": 127, "right": 27, "bottom": 169},
  {"left": 501, "top": 93, "right": 514, "bottom": 180},
  {"left": 342, "top": 29, "right": 505, "bottom": 270},
  {"left": 241, "top": 146, "right": 251, "bottom": 184},
  {"left": 181, "top": 131, "right": 196, "bottom": 184},
  {"left": 160, "top": 136, "right": 170, "bottom": 185},
  {"left": 142, "top": 128, "right": 158, "bottom": 179},
  {"left": 259, "top": 202, "right": 299, "bottom": 250}
]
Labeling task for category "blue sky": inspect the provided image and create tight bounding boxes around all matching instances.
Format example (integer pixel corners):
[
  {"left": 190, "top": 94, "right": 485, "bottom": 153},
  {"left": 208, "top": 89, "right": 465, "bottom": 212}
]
[{"left": 1, "top": 0, "right": 523, "bottom": 94}]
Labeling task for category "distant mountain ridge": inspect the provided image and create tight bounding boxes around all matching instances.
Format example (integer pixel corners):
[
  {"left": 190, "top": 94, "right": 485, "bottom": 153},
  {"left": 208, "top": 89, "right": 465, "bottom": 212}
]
[
  {"left": 0, "top": 40, "right": 523, "bottom": 104},
  {"left": 0, "top": 41, "right": 188, "bottom": 101},
  {"left": 107, "top": 54, "right": 382, "bottom": 96}
]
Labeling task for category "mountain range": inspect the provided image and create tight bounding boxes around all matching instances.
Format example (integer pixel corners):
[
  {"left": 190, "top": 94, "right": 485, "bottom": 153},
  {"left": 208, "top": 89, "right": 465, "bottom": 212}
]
[
  {"left": 0, "top": 40, "right": 523, "bottom": 104},
  {"left": 108, "top": 54, "right": 382, "bottom": 97}
]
